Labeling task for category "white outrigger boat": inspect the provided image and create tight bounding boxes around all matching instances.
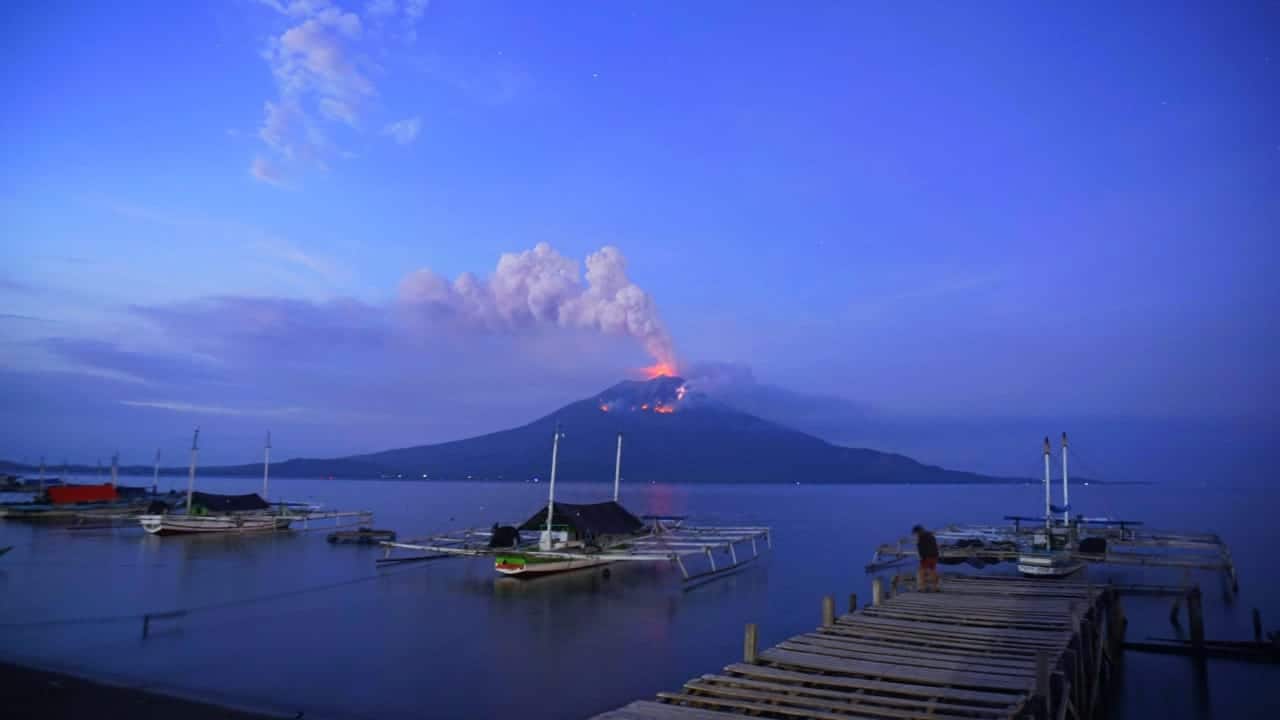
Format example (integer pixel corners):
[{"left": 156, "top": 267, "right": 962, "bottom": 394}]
[
  {"left": 139, "top": 429, "right": 369, "bottom": 536},
  {"left": 381, "top": 428, "right": 772, "bottom": 584},
  {"left": 1017, "top": 434, "right": 1084, "bottom": 578}
]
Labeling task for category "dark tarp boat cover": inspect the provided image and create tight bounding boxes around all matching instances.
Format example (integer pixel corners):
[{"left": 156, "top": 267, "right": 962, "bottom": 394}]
[
  {"left": 519, "top": 501, "right": 644, "bottom": 537},
  {"left": 116, "top": 485, "right": 154, "bottom": 499},
  {"left": 190, "top": 492, "right": 270, "bottom": 512}
]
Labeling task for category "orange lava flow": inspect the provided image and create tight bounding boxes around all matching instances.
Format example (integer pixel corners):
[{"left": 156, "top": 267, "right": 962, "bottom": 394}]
[
  {"left": 599, "top": 404, "right": 610, "bottom": 412},
  {"left": 654, "top": 405, "right": 675, "bottom": 414},
  {"left": 641, "top": 361, "right": 678, "bottom": 379}
]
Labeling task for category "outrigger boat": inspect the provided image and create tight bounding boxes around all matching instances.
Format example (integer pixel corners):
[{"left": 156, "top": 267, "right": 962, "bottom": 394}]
[
  {"left": 1016, "top": 435, "right": 1084, "bottom": 578},
  {"left": 866, "top": 433, "right": 1239, "bottom": 590},
  {"left": 381, "top": 428, "right": 772, "bottom": 584},
  {"left": 139, "top": 429, "right": 370, "bottom": 536}
]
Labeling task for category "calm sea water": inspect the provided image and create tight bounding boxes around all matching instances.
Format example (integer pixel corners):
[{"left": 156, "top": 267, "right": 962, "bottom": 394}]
[{"left": 1, "top": 479, "right": 1277, "bottom": 719}]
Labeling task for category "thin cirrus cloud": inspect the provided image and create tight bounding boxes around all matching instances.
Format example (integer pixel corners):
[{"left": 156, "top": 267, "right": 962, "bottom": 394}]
[
  {"left": 250, "top": 0, "right": 429, "bottom": 184},
  {"left": 382, "top": 116, "right": 421, "bottom": 144}
]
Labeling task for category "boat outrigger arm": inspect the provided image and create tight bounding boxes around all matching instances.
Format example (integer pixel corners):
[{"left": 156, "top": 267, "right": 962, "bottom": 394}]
[{"left": 379, "top": 517, "right": 772, "bottom": 584}]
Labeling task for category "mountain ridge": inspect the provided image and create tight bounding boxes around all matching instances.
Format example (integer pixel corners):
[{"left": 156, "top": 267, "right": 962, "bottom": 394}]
[{"left": 3, "top": 376, "right": 1030, "bottom": 484}]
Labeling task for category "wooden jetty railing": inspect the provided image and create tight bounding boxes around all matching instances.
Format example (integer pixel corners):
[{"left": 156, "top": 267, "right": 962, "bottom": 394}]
[{"left": 594, "top": 576, "right": 1121, "bottom": 720}]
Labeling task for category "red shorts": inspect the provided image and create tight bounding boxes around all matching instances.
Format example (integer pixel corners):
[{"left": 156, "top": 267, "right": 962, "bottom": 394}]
[{"left": 920, "top": 557, "right": 938, "bottom": 571}]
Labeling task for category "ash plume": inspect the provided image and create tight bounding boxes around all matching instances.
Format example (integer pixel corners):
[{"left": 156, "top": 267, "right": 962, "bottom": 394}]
[{"left": 398, "top": 243, "right": 676, "bottom": 367}]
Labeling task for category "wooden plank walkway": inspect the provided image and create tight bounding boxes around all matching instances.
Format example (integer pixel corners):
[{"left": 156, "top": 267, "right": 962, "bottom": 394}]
[{"left": 594, "top": 576, "right": 1123, "bottom": 720}]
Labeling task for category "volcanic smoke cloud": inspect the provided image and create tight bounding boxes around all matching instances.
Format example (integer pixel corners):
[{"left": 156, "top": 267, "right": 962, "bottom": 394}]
[{"left": 398, "top": 243, "right": 676, "bottom": 369}]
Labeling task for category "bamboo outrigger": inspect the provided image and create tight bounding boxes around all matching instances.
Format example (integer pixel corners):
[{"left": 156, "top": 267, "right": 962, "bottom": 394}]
[{"left": 379, "top": 428, "right": 772, "bottom": 584}]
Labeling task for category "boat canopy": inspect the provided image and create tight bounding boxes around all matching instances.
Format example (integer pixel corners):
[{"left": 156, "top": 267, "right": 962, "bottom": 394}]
[
  {"left": 519, "top": 501, "right": 644, "bottom": 537},
  {"left": 190, "top": 492, "right": 270, "bottom": 512}
]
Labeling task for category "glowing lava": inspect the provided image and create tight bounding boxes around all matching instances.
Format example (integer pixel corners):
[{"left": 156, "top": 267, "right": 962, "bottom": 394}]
[
  {"left": 640, "top": 361, "right": 678, "bottom": 379},
  {"left": 654, "top": 404, "right": 675, "bottom": 414},
  {"left": 599, "top": 404, "right": 610, "bottom": 412}
]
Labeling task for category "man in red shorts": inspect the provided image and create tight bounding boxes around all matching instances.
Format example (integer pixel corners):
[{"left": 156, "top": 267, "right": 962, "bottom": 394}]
[{"left": 912, "top": 524, "right": 941, "bottom": 592}]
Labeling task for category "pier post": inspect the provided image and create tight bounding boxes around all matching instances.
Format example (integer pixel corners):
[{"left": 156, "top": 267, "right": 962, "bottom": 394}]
[
  {"left": 848, "top": 592, "right": 858, "bottom": 613},
  {"left": 1187, "top": 586, "right": 1205, "bottom": 651},
  {"left": 1254, "top": 609, "right": 1263, "bottom": 643},
  {"left": 1034, "top": 649, "right": 1051, "bottom": 719},
  {"left": 1108, "top": 590, "right": 1126, "bottom": 655},
  {"left": 1169, "top": 594, "right": 1182, "bottom": 627},
  {"left": 872, "top": 578, "right": 883, "bottom": 606},
  {"left": 743, "top": 623, "right": 758, "bottom": 664},
  {"left": 822, "top": 595, "right": 834, "bottom": 627}
]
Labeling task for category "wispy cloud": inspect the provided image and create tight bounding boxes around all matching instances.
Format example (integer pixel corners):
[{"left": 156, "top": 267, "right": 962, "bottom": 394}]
[
  {"left": 250, "top": 156, "right": 288, "bottom": 186},
  {"left": 250, "top": 237, "right": 348, "bottom": 284},
  {"left": 382, "top": 116, "right": 421, "bottom": 144},
  {"left": 120, "top": 400, "right": 306, "bottom": 418},
  {"left": 0, "top": 313, "right": 48, "bottom": 323},
  {"left": 251, "top": 0, "right": 432, "bottom": 182}
]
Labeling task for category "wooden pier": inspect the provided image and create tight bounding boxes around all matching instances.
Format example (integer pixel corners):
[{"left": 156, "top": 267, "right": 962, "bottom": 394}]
[{"left": 595, "top": 576, "right": 1121, "bottom": 720}]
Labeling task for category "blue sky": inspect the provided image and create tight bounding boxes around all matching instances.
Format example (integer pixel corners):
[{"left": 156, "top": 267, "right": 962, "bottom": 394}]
[{"left": 1, "top": 1, "right": 1277, "bottom": 467}]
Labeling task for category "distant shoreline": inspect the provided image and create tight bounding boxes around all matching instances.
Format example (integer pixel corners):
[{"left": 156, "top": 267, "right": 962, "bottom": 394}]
[{"left": 1, "top": 465, "right": 1141, "bottom": 486}]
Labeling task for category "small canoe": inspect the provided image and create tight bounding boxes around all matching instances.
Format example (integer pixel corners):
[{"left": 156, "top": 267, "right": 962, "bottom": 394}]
[{"left": 327, "top": 527, "right": 396, "bottom": 545}]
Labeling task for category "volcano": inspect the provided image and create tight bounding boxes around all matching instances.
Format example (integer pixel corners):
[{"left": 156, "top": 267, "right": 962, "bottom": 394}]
[{"left": 230, "top": 376, "right": 1017, "bottom": 483}]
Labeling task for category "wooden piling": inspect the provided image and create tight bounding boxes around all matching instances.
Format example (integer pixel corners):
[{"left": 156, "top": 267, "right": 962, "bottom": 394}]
[
  {"left": 871, "top": 577, "right": 883, "bottom": 606},
  {"left": 1035, "top": 648, "right": 1051, "bottom": 718},
  {"left": 1108, "top": 589, "right": 1126, "bottom": 655},
  {"left": 1254, "top": 609, "right": 1263, "bottom": 643},
  {"left": 848, "top": 592, "right": 858, "bottom": 613},
  {"left": 1187, "top": 587, "right": 1205, "bottom": 650},
  {"left": 742, "top": 623, "right": 757, "bottom": 664},
  {"left": 821, "top": 595, "right": 834, "bottom": 627}
]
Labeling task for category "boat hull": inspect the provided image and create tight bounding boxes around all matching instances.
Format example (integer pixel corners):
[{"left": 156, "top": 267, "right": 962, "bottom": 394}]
[
  {"left": 139, "top": 514, "right": 292, "bottom": 535},
  {"left": 1017, "top": 552, "right": 1084, "bottom": 578},
  {"left": 493, "top": 553, "right": 611, "bottom": 577}
]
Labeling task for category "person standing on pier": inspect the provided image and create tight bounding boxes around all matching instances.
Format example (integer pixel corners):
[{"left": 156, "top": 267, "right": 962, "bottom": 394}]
[{"left": 912, "top": 525, "right": 941, "bottom": 592}]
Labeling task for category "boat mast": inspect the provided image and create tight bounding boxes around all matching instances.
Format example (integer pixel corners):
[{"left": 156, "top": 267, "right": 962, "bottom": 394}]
[
  {"left": 185, "top": 427, "right": 200, "bottom": 514},
  {"left": 110, "top": 452, "right": 118, "bottom": 488},
  {"left": 1042, "top": 436, "right": 1052, "bottom": 532},
  {"left": 38, "top": 456, "right": 45, "bottom": 494},
  {"left": 262, "top": 431, "right": 271, "bottom": 500},
  {"left": 544, "top": 424, "right": 562, "bottom": 549},
  {"left": 613, "top": 432, "right": 623, "bottom": 502},
  {"left": 152, "top": 449, "right": 161, "bottom": 496},
  {"left": 1061, "top": 432, "right": 1069, "bottom": 525}
]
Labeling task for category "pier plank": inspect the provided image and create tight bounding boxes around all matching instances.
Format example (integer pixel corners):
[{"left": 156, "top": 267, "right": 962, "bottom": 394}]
[
  {"left": 722, "top": 663, "right": 1023, "bottom": 706},
  {"left": 693, "top": 674, "right": 1011, "bottom": 717},
  {"left": 760, "top": 648, "right": 1033, "bottom": 692}
]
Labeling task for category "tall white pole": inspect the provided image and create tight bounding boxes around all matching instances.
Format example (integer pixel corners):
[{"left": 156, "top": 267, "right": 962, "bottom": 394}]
[
  {"left": 613, "top": 432, "right": 623, "bottom": 503},
  {"left": 152, "top": 449, "right": 161, "bottom": 496},
  {"left": 110, "top": 452, "right": 118, "bottom": 488},
  {"left": 263, "top": 431, "right": 272, "bottom": 500},
  {"left": 185, "top": 427, "right": 200, "bottom": 514},
  {"left": 1061, "top": 432, "right": 1070, "bottom": 525},
  {"left": 544, "top": 424, "right": 561, "bottom": 548},
  {"left": 1043, "top": 436, "right": 1052, "bottom": 531}
]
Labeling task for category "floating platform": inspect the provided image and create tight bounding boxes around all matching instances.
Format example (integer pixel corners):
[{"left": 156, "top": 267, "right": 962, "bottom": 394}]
[
  {"left": 328, "top": 527, "right": 397, "bottom": 545},
  {"left": 867, "top": 521, "right": 1238, "bottom": 590},
  {"left": 595, "top": 575, "right": 1121, "bottom": 720}
]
